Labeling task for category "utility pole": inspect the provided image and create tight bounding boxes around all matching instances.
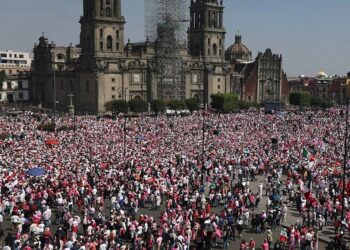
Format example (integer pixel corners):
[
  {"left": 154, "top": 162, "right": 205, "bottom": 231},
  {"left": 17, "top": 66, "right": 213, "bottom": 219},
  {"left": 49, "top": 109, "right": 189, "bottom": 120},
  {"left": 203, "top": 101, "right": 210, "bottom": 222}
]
[
  {"left": 52, "top": 62, "right": 57, "bottom": 135},
  {"left": 341, "top": 97, "right": 349, "bottom": 224},
  {"left": 123, "top": 87, "right": 128, "bottom": 157}
]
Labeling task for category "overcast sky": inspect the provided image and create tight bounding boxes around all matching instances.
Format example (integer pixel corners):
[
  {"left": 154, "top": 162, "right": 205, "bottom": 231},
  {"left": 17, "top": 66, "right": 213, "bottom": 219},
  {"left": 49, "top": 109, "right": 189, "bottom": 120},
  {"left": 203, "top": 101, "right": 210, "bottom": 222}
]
[{"left": 0, "top": 0, "right": 349, "bottom": 77}]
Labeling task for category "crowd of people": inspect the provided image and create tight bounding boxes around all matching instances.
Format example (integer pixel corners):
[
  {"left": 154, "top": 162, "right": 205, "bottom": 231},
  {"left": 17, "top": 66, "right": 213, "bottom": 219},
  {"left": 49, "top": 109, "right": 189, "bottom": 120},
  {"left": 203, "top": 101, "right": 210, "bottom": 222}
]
[{"left": 0, "top": 106, "right": 349, "bottom": 249}]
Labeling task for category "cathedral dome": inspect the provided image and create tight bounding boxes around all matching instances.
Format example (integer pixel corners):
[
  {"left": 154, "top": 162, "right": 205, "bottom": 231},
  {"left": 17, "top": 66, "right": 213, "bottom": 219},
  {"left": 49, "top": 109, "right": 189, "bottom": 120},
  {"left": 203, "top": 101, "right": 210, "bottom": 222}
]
[
  {"left": 317, "top": 70, "right": 328, "bottom": 78},
  {"left": 225, "top": 34, "right": 252, "bottom": 63}
]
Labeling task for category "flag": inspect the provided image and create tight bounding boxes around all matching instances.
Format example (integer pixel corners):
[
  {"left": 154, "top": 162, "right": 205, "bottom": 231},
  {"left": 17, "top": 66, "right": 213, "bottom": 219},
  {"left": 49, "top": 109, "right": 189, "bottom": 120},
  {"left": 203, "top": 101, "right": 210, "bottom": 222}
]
[{"left": 302, "top": 148, "right": 308, "bottom": 158}]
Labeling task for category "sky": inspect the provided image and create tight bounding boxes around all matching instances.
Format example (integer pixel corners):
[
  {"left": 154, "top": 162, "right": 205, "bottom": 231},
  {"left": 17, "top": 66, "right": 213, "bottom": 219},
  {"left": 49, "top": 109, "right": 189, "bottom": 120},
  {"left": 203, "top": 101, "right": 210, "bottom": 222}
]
[{"left": 0, "top": 0, "right": 349, "bottom": 77}]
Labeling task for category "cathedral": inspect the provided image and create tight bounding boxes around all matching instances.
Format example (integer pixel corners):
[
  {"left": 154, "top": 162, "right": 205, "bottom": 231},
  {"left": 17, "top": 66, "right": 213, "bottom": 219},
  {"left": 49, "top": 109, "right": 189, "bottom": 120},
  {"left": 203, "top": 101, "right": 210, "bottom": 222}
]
[{"left": 31, "top": 0, "right": 289, "bottom": 114}]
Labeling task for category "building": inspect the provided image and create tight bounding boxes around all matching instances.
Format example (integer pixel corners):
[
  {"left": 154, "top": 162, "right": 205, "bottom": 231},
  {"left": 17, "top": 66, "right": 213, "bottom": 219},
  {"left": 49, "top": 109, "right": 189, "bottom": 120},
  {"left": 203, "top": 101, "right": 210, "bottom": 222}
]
[
  {"left": 288, "top": 76, "right": 312, "bottom": 93},
  {"left": 225, "top": 39, "right": 289, "bottom": 103},
  {"left": 0, "top": 50, "right": 31, "bottom": 102},
  {"left": 309, "top": 71, "right": 334, "bottom": 101},
  {"left": 31, "top": 0, "right": 288, "bottom": 114}
]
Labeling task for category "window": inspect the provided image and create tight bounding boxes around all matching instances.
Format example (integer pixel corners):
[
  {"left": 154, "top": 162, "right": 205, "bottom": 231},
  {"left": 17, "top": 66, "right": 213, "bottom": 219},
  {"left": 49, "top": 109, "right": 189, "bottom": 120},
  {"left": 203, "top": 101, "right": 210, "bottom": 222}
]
[
  {"left": 9, "top": 70, "right": 12, "bottom": 74},
  {"left": 100, "top": 0, "right": 104, "bottom": 15},
  {"left": 112, "top": 78, "right": 115, "bottom": 82},
  {"left": 86, "top": 81, "right": 89, "bottom": 92},
  {"left": 217, "top": 78, "right": 221, "bottom": 82},
  {"left": 18, "top": 81, "right": 23, "bottom": 89},
  {"left": 116, "top": 30, "right": 119, "bottom": 39},
  {"left": 208, "top": 38, "right": 210, "bottom": 45},
  {"left": 18, "top": 92, "right": 23, "bottom": 99},
  {"left": 116, "top": 42, "right": 119, "bottom": 50},
  {"left": 9, "top": 54, "right": 12, "bottom": 58},
  {"left": 106, "top": 0, "right": 110, "bottom": 5},
  {"left": 100, "top": 41, "right": 104, "bottom": 51},
  {"left": 213, "top": 44, "right": 217, "bottom": 55},
  {"left": 69, "top": 81, "right": 73, "bottom": 91},
  {"left": 107, "top": 36, "right": 112, "bottom": 50},
  {"left": 100, "top": 29, "right": 104, "bottom": 39},
  {"left": 114, "top": 0, "right": 118, "bottom": 16},
  {"left": 112, "top": 87, "right": 115, "bottom": 91},
  {"left": 19, "top": 54, "right": 24, "bottom": 58},
  {"left": 112, "top": 95, "right": 116, "bottom": 99},
  {"left": 218, "top": 85, "right": 221, "bottom": 89},
  {"left": 106, "top": 7, "right": 111, "bottom": 17}
]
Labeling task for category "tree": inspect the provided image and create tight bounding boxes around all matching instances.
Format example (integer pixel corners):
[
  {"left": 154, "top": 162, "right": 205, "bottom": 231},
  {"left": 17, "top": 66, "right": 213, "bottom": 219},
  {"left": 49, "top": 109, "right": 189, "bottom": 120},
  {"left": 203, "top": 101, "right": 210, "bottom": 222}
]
[
  {"left": 299, "top": 91, "right": 311, "bottom": 106},
  {"left": 320, "top": 100, "right": 333, "bottom": 109},
  {"left": 167, "top": 100, "right": 186, "bottom": 111},
  {"left": 151, "top": 99, "right": 167, "bottom": 115},
  {"left": 289, "top": 92, "right": 311, "bottom": 106},
  {"left": 211, "top": 93, "right": 239, "bottom": 113},
  {"left": 105, "top": 100, "right": 129, "bottom": 114},
  {"left": 129, "top": 99, "right": 148, "bottom": 113},
  {"left": 289, "top": 92, "right": 301, "bottom": 106},
  {"left": 238, "top": 100, "right": 253, "bottom": 110},
  {"left": 185, "top": 97, "right": 200, "bottom": 113},
  {"left": 310, "top": 96, "right": 322, "bottom": 107}
]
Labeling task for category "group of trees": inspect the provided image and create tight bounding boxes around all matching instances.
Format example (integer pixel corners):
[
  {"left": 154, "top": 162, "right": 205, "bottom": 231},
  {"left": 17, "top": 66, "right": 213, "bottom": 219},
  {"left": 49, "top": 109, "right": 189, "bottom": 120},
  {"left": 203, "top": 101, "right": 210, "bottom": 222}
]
[
  {"left": 105, "top": 97, "right": 201, "bottom": 115},
  {"left": 211, "top": 93, "right": 257, "bottom": 113},
  {"left": 105, "top": 94, "right": 257, "bottom": 115},
  {"left": 289, "top": 91, "right": 333, "bottom": 109},
  {"left": 105, "top": 99, "right": 148, "bottom": 114}
]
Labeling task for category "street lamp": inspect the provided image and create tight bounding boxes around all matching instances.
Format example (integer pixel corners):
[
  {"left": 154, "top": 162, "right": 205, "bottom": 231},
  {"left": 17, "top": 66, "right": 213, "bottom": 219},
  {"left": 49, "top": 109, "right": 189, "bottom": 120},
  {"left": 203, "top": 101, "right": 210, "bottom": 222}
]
[{"left": 67, "top": 93, "right": 76, "bottom": 139}]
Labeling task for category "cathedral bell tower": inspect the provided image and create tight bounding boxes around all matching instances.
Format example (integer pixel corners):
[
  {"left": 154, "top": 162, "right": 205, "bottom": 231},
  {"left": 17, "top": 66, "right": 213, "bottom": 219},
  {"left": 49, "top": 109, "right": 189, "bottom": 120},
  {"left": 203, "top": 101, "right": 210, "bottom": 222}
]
[
  {"left": 80, "top": 0, "right": 125, "bottom": 60},
  {"left": 189, "top": 0, "right": 226, "bottom": 62}
]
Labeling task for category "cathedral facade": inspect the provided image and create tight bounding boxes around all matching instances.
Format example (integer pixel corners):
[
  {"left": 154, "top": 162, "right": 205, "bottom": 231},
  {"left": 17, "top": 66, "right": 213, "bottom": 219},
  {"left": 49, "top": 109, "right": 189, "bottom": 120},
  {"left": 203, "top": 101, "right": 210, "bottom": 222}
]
[{"left": 31, "top": 0, "right": 289, "bottom": 114}]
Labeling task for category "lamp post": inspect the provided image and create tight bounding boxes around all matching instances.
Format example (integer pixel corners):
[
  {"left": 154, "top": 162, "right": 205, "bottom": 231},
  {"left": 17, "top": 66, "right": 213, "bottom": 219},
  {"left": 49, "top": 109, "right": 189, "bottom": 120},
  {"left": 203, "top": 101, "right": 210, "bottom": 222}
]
[
  {"left": 341, "top": 97, "right": 349, "bottom": 224},
  {"left": 201, "top": 75, "right": 207, "bottom": 182},
  {"left": 123, "top": 87, "right": 128, "bottom": 157},
  {"left": 67, "top": 93, "right": 75, "bottom": 139}
]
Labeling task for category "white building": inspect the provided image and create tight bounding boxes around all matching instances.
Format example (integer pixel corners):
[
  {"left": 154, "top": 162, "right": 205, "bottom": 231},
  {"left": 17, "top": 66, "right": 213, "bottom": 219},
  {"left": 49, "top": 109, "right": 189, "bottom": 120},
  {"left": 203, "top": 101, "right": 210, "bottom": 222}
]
[{"left": 0, "top": 50, "right": 31, "bottom": 102}]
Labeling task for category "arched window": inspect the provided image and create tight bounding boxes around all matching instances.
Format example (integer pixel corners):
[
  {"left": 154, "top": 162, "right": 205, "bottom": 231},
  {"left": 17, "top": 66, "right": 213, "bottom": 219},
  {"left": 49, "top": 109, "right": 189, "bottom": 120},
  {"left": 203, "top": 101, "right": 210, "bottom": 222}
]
[
  {"left": 107, "top": 36, "right": 112, "bottom": 50},
  {"left": 116, "top": 42, "right": 119, "bottom": 50},
  {"left": 99, "top": 28, "right": 103, "bottom": 39},
  {"left": 213, "top": 44, "right": 217, "bottom": 55},
  {"left": 100, "top": 41, "right": 104, "bottom": 51}
]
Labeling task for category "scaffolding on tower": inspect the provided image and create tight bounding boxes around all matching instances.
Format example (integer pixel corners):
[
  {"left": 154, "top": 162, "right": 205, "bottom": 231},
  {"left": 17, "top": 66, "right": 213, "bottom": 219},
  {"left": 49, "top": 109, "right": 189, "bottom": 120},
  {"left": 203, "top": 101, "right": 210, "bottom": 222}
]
[{"left": 145, "top": 0, "right": 190, "bottom": 100}]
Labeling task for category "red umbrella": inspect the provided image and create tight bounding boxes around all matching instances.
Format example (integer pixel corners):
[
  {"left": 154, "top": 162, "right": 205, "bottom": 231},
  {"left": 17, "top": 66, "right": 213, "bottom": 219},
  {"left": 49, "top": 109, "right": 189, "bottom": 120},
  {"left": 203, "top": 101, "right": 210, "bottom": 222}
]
[{"left": 45, "top": 139, "right": 59, "bottom": 146}]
